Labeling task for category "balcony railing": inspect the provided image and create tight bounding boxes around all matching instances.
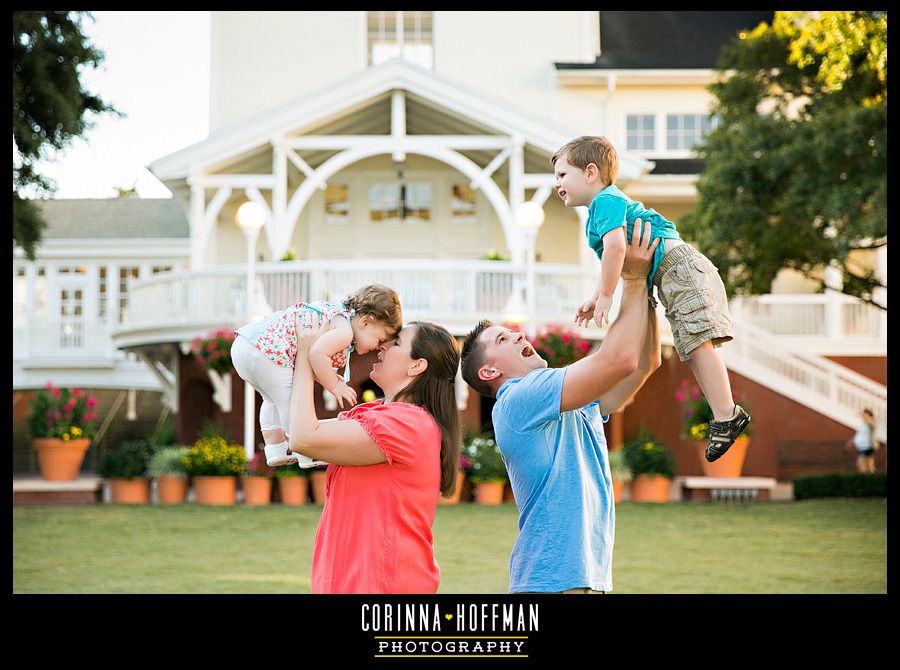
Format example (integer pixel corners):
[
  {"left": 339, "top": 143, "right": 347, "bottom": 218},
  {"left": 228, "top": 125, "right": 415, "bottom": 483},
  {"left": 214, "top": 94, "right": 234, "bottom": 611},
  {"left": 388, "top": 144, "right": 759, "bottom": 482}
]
[
  {"left": 117, "top": 259, "right": 596, "bottom": 337},
  {"left": 730, "top": 293, "right": 886, "bottom": 340}
]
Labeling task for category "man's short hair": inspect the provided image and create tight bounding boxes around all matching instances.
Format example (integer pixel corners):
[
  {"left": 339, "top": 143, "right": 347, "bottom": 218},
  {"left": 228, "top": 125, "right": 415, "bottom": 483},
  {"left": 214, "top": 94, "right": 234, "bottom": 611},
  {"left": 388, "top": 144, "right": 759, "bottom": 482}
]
[{"left": 461, "top": 320, "right": 494, "bottom": 398}]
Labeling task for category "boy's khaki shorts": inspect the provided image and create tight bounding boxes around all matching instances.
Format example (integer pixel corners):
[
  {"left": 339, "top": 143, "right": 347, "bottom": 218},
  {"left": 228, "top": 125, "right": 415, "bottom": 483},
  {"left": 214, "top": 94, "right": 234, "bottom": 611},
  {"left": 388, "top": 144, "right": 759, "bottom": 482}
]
[{"left": 652, "top": 243, "right": 733, "bottom": 362}]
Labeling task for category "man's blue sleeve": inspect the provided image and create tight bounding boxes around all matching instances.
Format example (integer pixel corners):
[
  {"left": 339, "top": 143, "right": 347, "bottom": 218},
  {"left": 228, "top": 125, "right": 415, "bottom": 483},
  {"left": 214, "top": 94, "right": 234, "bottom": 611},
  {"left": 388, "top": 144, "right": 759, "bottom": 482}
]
[{"left": 495, "top": 368, "right": 564, "bottom": 434}]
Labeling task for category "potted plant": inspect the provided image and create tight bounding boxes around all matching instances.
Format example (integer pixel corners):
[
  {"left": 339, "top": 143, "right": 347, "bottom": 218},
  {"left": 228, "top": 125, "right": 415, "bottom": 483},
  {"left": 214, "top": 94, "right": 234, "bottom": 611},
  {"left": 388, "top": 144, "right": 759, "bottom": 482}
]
[
  {"left": 439, "top": 451, "right": 470, "bottom": 505},
  {"left": 623, "top": 432, "right": 677, "bottom": 503},
  {"left": 676, "top": 378, "right": 751, "bottom": 477},
  {"left": 308, "top": 465, "right": 328, "bottom": 504},
  {"left": 464, "top": 434, "right": 508, "bottom": 504},
  {"left": 191, "top": 328, "right": 236, "bottom": 375},
  {"left": 98, "top": 440, "right": 155, "bottom": 504},
  {"left": 532, "top": 324, "right": 591, "bottom": 368},
  {"left": 276, "top": 465, "right": 309, "bottom": 506},
  {"left": 607, "top": 448, "right": 633, "bottom": 503},
  {"left": 243, "top": 449, "right": 274, "bottom": 505},
  {"left": 182, "top": 436, "right": 247, "bottom": 505},
  {"left": 28, "top": 382, "right": 98, "bottom": 481},
  {"left": 147, "top": 446, "right": 190, "bottom": 504}
]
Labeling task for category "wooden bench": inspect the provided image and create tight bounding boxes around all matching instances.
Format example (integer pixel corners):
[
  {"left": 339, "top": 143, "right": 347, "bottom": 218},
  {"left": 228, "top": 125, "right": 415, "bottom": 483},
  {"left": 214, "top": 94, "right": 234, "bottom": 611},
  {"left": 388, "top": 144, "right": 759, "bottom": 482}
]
[{"left": 677, "top": 476, "right": 777, "bottom": 503}]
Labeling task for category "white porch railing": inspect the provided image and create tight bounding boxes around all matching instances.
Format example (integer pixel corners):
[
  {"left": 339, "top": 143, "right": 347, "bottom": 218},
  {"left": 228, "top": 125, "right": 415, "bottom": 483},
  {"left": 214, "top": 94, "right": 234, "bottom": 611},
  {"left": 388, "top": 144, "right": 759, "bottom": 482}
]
[
  {"left": 720, "top": 319, "right": 887, "bottom": 441},
  {"left": 13, "top": 318, "right": 118, "bottom": 361},
  {"left": 121, "top": 259, "right": 596, "bottom": 335},
  {"left": 730, "top": 293, "right": 887, "bottom": 352}
]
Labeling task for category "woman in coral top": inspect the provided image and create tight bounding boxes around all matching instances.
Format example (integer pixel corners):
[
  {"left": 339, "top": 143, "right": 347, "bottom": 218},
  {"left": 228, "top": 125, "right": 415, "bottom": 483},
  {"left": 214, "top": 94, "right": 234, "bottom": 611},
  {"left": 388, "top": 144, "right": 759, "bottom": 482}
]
[{"left": 288, "top": 318, "right": 461, "bottom": 593}]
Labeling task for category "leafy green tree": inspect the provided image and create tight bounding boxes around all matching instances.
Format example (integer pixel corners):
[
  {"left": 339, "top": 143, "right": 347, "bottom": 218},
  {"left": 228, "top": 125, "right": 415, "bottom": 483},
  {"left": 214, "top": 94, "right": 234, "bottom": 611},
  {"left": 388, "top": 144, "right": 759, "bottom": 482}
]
[
  {"left": 13, "top": 11, "right": 120, "bottom": 259},
  {"left": 680, "top": 11, "right": 886, "bottom": 309}
]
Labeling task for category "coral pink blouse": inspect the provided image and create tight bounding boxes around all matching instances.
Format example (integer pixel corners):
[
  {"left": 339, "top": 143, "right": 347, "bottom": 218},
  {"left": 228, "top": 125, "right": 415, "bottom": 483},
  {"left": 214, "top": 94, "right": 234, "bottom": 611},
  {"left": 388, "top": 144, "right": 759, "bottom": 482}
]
[{"left": 309, "top": 400, "right": 442, "bottom": 594}]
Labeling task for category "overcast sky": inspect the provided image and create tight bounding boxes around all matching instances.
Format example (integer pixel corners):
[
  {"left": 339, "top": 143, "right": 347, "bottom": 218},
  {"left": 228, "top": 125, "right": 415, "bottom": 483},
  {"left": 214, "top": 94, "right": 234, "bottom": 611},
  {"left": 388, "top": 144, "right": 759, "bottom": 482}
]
[{"left": 34, "top": 11, "right": 211, "bottom": 199}]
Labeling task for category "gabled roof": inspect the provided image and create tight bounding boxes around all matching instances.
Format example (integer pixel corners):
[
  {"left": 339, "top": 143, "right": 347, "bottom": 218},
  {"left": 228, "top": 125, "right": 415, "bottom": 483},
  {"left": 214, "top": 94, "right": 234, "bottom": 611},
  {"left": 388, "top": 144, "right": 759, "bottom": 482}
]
[
  {"left": 150, "top": 59, "right": 652, "bottom": 183},
  {"left": 35, "top": 198, "right": 189, "bottom": 239},
  {"left": 557, "top": 11, "right": 774, "bottom": 70}
]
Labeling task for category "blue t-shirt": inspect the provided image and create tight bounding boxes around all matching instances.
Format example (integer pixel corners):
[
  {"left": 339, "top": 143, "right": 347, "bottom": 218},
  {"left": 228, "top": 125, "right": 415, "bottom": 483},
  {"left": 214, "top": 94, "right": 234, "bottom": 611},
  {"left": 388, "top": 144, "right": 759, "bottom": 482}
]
[
  {"left": 492, "top": 367, "right": 615, "bottom": 593},
  {"left": 587, "top": 184, "right": 681, "bottom": 290}
]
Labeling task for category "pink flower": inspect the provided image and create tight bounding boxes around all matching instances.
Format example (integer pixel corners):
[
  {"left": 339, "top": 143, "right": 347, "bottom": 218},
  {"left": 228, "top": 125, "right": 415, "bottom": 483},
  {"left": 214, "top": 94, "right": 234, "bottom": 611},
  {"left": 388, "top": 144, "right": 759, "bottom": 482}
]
[
  {"left": 73, "top": 389, "right": 85, "bottom": 398},
  {"left": 52, "top": 388, "right": 62, "bottom": 400},
  {"left": 206, "top": 341, "right": 217, "bottom": 352},
  {"left": 45, "top": 381, "right": 55, "bottom": 390},
  {"left": 64, "top": 398, "right": 77, "bottom": 412},
  {"left": 691, "top": 387, "right": 700, "bottom": 400},
  {"left": 562, "top": 334, "right": 571, "bottom": 345},
  {"left": 674, "top": 390, "right": 686, "bottom": 403},
  {"left": 84, "top": 412, "right": 96, "bottom": 422},
  {"left": 86, "top": 396, "right": 97, "bottom": 408}
]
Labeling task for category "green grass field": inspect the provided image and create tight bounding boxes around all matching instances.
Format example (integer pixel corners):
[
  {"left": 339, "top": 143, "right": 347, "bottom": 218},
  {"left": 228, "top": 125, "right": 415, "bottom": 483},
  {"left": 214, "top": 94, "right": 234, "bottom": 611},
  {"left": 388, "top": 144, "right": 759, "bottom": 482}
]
[{"left": 13, "top": 498, "right": 886, "bottom": 594}]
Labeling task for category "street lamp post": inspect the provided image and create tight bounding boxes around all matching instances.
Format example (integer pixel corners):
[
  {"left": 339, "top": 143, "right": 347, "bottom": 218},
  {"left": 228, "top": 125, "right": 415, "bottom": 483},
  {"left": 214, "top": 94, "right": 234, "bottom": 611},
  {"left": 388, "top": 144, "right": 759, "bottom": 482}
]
[
  {"left": 235, "top": 200, "right": 266, "bottom": 460},
  {"left": 515, "top": 201, "right": 545, "bottom": 339}
]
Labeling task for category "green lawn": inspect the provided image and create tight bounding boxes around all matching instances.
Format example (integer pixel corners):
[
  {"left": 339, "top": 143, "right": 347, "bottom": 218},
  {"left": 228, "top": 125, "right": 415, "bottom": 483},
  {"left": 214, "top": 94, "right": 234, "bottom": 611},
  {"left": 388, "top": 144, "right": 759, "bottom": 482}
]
[{"left": 13, "top": 499, "right": 886, "bottom": 594}]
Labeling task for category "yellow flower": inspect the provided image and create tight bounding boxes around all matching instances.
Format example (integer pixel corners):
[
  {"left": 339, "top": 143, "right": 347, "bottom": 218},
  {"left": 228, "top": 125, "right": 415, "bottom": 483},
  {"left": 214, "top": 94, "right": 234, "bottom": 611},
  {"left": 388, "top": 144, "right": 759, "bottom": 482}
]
[
  {"left": 71, "top": 427, "right": 82, "bottom": 437},
  {"left": 63, "top": 433, "right": 70, "bottom": 441},
  {"left": 644, "top": 442, "right": 653, "bottom": 451}
]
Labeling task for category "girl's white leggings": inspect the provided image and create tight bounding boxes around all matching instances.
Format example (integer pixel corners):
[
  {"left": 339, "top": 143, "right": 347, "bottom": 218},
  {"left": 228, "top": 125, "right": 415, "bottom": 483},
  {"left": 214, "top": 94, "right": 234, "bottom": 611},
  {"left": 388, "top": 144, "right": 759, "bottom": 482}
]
[{"left": 231, "top": 334, "right": 294, "bottom": 438}]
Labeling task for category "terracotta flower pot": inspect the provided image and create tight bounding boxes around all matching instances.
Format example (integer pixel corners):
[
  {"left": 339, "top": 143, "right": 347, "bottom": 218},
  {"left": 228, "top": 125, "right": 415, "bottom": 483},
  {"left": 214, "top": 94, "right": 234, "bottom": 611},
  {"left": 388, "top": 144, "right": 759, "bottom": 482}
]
[
  {"left": 33, "top": 438, "right": 91, "bottom": 481},
  {"left": 243, "top": 476, "right": 273, "bottom": 505},
  {"left": 157, "top": 475, "right": 188, "bottom": 504},
  {"left": 278, "top": 477, "right": 308, "bottom": 506},
  {"left": 630, "top": 474, "right": 672, "bottom": 503},
  {"left": 109, "top": 477, "right": 151, "bottom": 504},
  {"left": 698, "top": 435, "right": 749, "bottom": 478},
  {"left": 310, "top": 471, "right": 328, "bottom": 504},
  {"left": 503, "top": 482, "right": 516, "bottom": 504},
  {"left": 439, "top": 471, "right": 465, "bottom": 505},
  {"left": 613, "top": 479, "right": 625, "bottom": 503},
  {"left": 474, "top": 481, "right": 505, "bottom": 505},
  {"left": 193, "top": 476, "right": 237, "bottom": 505}
]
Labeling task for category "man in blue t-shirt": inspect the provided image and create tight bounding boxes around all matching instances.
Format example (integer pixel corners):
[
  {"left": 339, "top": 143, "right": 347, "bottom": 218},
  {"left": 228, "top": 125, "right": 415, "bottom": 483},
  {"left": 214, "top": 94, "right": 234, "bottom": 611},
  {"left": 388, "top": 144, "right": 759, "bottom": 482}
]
[{"left": 460, "top": 222, "right": 661, "bottom": 593}]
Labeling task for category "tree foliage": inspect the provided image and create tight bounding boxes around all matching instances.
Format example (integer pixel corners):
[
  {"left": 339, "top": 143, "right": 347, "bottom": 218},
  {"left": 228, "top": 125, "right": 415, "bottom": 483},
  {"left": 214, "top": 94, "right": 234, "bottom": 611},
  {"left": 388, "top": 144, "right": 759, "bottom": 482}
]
[
  {"left": 12, "top": 11, "right": 120, "bottom": 259},
  {"left": 680, "top": 11, "right": 886, "bottom": 308}
]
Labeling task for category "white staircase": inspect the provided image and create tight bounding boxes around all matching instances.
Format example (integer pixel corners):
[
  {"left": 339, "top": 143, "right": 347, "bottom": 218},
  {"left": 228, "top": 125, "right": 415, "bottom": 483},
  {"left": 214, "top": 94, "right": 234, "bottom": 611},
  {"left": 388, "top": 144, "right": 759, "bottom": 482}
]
[{"left": 719, "top": 318, "right": 887, "bottom": 443}]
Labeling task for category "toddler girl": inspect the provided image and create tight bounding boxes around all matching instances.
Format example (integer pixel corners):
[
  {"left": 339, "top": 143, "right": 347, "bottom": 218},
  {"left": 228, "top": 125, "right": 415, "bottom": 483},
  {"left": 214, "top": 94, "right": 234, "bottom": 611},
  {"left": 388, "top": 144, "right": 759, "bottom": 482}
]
[{"left": 231, "top": 283, "right": 403, "bottom": 467}]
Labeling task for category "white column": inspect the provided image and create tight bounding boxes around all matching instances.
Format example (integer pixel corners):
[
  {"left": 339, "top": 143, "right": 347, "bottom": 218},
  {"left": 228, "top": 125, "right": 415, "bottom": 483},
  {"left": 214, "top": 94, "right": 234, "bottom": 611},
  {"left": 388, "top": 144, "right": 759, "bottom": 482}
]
[
  {"left": 190, "top": 184, "right": 206, "bottom": 270},
  {"left": 273, "top": 142, "right": 288, "bottom": 257},
  {"left": 391, "top": 90, "right": 406, "bottom": 163},
  {"left": 508, "top": 134, "right": 525, "bottom": 266},
  {"left": 107, "top": 263, "right": 120, "bottom": 325},
  {"left": 875, "top": 244, "right": 887, "bottom": 339},
  {"left": 824, "top": 261, "right": 843, "bottom": 339}
]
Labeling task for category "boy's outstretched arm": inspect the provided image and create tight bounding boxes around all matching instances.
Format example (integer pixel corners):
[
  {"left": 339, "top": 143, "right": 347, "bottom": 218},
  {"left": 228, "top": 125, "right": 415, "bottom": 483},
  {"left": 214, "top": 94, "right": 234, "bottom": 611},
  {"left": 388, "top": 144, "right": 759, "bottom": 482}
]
[{"left": 575, "top": 224, "right": 629, "bottom": 328}]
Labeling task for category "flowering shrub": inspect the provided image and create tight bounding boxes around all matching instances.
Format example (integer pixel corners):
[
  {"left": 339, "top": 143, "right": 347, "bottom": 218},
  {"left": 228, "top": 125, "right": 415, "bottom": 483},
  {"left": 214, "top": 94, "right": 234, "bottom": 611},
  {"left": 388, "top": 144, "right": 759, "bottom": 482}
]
[
  {"left": 622, "top": 433, "right": 677, "bottom": 479},
  {"left": 244, "top": 449, "right": 275, "bottom": 478},
  {"left": 675, "top": 378, "right": 751, "bottom": 441},
  {"left": 183, "top": 437, "right": 247, "bottom": 477},
  {"left": 533, "top": 324, "right": 591, "bottom": 368},
  {"left": 28, "top": 382, "right": 98, "bottom": 441},
  {"left": 463, "top": 434, "right": 508, "bottom": 484},
  {"left": 192, "top": 328, "right": 236, "bottom": 374}
]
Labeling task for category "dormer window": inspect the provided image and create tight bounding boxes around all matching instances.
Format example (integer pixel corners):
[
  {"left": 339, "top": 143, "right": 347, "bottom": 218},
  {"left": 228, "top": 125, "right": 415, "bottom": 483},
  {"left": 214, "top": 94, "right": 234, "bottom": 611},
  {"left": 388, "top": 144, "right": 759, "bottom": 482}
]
[{"left": 367, "top": 11, "right": 434, "bottom": 69}]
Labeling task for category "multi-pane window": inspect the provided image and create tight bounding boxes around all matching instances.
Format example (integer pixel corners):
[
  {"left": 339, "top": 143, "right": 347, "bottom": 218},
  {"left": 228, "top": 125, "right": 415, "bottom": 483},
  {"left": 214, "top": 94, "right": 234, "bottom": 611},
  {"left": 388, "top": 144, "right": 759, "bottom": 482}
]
[
  {"left": 626, "top": 115, "right": 655, "bottom": 151},
  {"left": 367, "top": 11, "right": 433, "bottom": 68},
  {"left": 119, "top": 266, "right": 139, "bottom": 323},
  {"left": 369, "top": 182, "right": 432, "bottom": 223},
  {"left": 98, "top": 266, "right": 107, "bottom": 318},
  {"left": 666, "top": 114, "right": 717, "bottom": 151},
  {"left": 13, "top": 267, "right": 26, "bottom": 323},
  {"left": 325, "top": 184, "right": 350, "bottom": 224},
  {"left": 451, "top": 184, "right": 477, "bottom": 222}
]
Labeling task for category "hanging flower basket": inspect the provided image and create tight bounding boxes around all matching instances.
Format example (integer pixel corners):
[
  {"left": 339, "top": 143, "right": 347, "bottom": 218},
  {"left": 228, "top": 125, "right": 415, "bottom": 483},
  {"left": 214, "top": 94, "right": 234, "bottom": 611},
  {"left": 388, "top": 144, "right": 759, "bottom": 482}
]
[{"left": 192, "top": 328, "right": 237, "bottom": 374}]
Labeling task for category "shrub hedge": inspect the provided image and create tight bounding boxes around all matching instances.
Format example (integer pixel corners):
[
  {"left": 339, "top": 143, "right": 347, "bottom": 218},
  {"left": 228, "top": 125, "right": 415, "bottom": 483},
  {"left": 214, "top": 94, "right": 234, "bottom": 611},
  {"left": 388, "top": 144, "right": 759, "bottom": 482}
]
[{"left": 793, "top": 473, "right": 887, "bottom": 500}]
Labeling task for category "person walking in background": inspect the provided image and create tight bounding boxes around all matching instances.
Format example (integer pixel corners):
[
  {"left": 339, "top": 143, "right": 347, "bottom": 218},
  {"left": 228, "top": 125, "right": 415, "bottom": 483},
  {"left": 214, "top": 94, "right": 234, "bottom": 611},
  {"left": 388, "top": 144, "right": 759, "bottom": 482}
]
[{"left": 851, "top": 408, "right": 878, "bottom": 473}]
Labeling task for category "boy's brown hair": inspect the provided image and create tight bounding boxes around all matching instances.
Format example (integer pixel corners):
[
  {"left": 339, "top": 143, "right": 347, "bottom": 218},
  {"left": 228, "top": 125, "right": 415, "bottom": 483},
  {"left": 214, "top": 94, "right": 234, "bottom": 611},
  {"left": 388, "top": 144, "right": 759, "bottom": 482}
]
[
  {"left": 344, "top": 283, "right": 403, "bottom": 335},
  {"left": 551, "top": 135, "right": 619, "bottom": 187}
]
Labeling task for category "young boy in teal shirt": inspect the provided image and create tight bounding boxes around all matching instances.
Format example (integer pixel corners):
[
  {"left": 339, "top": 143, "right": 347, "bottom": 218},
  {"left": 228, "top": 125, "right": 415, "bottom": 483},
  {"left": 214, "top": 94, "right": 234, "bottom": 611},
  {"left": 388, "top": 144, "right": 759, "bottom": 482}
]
[{"left": 551, "top": 135, "right": 750, "bottom": 461}]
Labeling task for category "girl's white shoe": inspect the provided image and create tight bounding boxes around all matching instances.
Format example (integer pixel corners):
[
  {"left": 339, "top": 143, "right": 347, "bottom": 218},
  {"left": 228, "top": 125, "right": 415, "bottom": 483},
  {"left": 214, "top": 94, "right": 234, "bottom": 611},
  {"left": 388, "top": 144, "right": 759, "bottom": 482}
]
[{"left": 264, "top": 441, "right": 298, "bottom": 467}]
